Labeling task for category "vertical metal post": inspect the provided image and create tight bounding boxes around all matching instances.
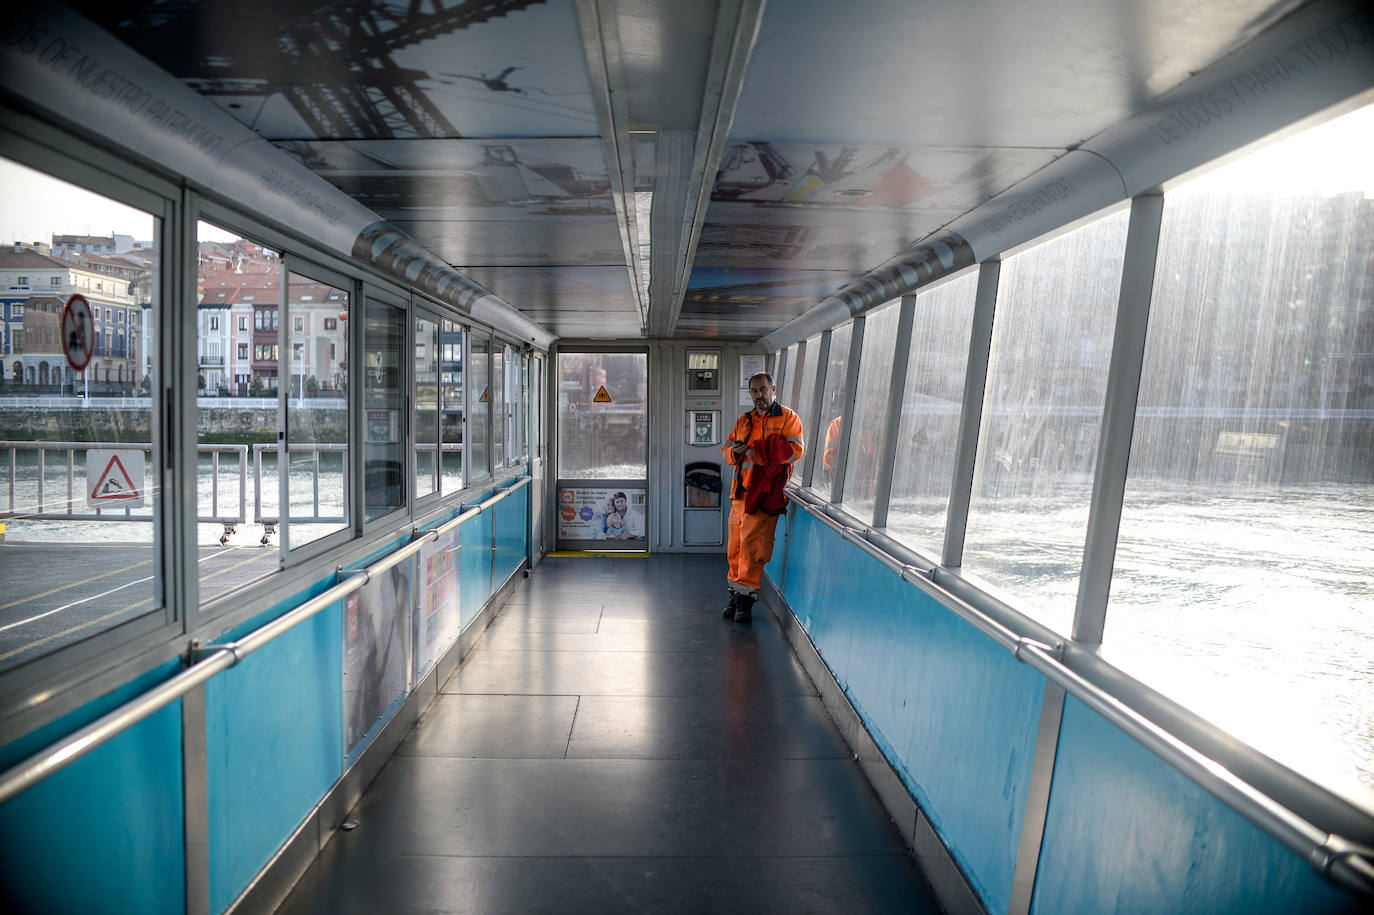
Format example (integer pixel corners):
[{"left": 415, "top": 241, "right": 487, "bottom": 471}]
[
  {"left": 871, "top": 294, "right": 916, "bottom": 529},
  {"left": 1073, "top": 193, "right": 1164, "bottom": 644},
  {"left": 800, "top": 330, "right": 831, "bottom": 488},
  {"left": 828, "top": 316, "right": 866, "bottom": 504},
  {"left": 942, "top": 260, "right": 1000, "bottom": 569},
  {"left": 182, "top": 683, "right": 209, "bottom": 915},
  {"left": 278, "top": 263, "right": 290, "bottom": 556}
]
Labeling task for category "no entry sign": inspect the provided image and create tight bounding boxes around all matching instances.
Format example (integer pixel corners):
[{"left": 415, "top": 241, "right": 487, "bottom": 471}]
[{"left": 62, "top": 294, "right": 95, "bottom": 372}]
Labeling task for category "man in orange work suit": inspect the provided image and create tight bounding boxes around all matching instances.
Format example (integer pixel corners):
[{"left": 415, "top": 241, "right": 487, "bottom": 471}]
[{"left": 722, "top": 371, "right": 804, "bottom": 623}]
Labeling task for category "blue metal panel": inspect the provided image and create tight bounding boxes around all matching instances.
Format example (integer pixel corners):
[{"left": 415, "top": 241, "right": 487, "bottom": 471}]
[
  {"left": 772, "top": 509, "right": 1044, "bottom": 914},
  {"left": 0, "top": 661, "right": 185, "bottom": 914},
  {"left": 1031, "top": 696, "right": 1364, "bottom": 915},
  {"left": 493, "top": 480, "right": 527, "bottom": 585},
  {"left": 461, "top": 508, "right": 494, "bottom": 630},
  {"left": 205, "top": 591, "right": 343, "bottom": 915}
]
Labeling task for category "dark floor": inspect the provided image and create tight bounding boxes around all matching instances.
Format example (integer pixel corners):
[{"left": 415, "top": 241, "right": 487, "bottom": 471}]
[{"left": 277, "top": 554, "right": 941, "bottom": 914}]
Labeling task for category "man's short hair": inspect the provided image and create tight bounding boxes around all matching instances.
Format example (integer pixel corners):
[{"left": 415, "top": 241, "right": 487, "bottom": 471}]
[{"left": 748, "top": 371, "right": 774, "bottom": 387}]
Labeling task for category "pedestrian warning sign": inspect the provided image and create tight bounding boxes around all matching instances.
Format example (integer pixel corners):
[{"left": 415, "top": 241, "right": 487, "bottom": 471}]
[
  {"left": 87, "top": 450, "right": 146, "bottom": 508},
  {"left": 593, "top": 385, "right": 612, "bottom": 403}
]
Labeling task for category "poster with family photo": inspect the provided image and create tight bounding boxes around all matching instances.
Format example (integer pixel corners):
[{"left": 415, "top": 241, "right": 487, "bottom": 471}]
[
  {"left": 416, "top": 528, "right": 461, "bottom": 677},
  {"left": 343, "top": 561, "right": 412, "bottom": 757},
  {"left": 558, "top": 486, "right": 647, "bottom": 541}
]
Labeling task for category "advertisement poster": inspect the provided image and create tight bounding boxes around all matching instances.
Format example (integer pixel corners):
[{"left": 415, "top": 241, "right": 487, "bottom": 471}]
[
  {"left": 558, "top": 486, "right": 647, "bottom": 541},
  {"left": 416, "top": 528, "right": 461, "bottom": 677},
  {"left": 343, "top": 561, "right": 412, "bottom": 756}
]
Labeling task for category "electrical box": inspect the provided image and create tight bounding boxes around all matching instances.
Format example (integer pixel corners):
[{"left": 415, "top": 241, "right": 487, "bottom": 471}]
[
  {"left": 686, "top": 349, "right": 720, "bottom": 394},
  {"left": 686, "top": 409, "right": 720, "bottom": 446}
]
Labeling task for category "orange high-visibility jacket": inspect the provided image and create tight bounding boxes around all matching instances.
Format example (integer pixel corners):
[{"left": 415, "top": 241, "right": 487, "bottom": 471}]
[{"left": 722, "top": 402, "right": 804, "bottom": 501}]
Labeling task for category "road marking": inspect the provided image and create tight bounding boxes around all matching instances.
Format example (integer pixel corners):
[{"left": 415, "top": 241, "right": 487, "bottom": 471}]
[
  {"left": 0, "top": 545, "right": 243, "bottom": 630},
  {"left": 0, "top": 598, "right": 153, "bottom": 664},
  {"left": 0, "top": 558, "right": 153, "bottom": 613},
  {"left": 0, "top": 574, "right": 154, "bottom": 634},
  {"left": 198, "top": 550, "right": 277, "bottom": 583}
]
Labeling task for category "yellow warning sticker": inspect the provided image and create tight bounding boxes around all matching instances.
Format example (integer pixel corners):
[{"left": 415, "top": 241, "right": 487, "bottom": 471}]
[
  {"left": 479, "top": 386, "right": 489, "bottom": 403},
  {"left": 593, "top": 385, "right": 612, "bottom": 403}
]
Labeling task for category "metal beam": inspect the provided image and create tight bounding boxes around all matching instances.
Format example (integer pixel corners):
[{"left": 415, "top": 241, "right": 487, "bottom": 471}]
[
  {"left": 660, "top": 0, "right": 768, "bottom": 336},
  {"left": 1073, "top": 193, "right": 1164, "bottom": 644},
  {"left": 942, "top": 260, "right": 999, "bottom": 569},
  {"left": 871, "top": 294, "right": 916, "bottom": 529}
]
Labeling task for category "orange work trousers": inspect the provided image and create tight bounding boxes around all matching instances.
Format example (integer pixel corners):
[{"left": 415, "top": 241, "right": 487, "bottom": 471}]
[{"left": 727, "top": 498, "right": 781, "bottom": 595}]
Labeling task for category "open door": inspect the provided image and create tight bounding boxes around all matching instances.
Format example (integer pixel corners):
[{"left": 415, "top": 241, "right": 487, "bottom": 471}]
[{"left": 554, "top": 349, "right": 649, "bottom": 551}]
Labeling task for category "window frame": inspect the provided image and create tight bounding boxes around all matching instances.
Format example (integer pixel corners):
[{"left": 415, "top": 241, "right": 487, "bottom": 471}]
[{"left": 0, "top": 113, "right": 181, "bottom": 735}]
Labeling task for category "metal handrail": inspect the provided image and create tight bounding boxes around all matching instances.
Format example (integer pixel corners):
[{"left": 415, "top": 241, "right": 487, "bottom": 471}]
[
  {"left": 0, "top": 476, "right": 531, "bottom": 806},
  {"left": 781, "top": 490, "right": 1374, "bottom": 896}
]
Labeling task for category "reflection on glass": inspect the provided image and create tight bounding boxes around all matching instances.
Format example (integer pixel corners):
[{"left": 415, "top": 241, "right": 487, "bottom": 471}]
[
  {"left": 1104, "top": 104, "right": 1374, "bottom": 806},
  {"left": 0, "top": 156, "right": 161, "bottom": 671},
  {"left": 842, "top": 305, "right": 899, "bottom": 519},
  {"left": 963, "top": 208, "right": 1129, "bottom": 634},
  {"left": 440, "top": 320, "right": 464, "bottom": 492},
  {"left": 557, "top": 352, "right": 648, "bottom": 479},
  {"left": 195, "top": 222, "right": 284, "bottom": 598},
  {"left": 284, "top": 272, "right": 350, "bottom": 548},
  {"left": 414, "top": 317, "right": 438, "bottom": 499},
  {"left": 817, "top": 323, "right": 853, "bottom": 493},
  {"left": 791, "top": 335, "right": 820, "bottom": 481},
  {"left": 469, "top": 334, "right": 490, "bottom": 478},
  {"left": 884, "top": 271, "right": 977, "bottom": 558},
  {"left": 364, "top": 299, "right": 405, "bottom": 521}
]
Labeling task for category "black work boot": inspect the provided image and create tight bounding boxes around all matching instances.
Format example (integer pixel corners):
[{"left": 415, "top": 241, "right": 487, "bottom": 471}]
[
  {"left": 722, "top": 591, "right": 739, "bottom": 619},
  {"left": 734, "top": 594, "right": 755, "bottom": 624}
]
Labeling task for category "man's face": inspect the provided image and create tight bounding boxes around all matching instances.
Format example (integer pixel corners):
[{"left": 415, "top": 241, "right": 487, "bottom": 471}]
[
  {"left": 614, "top": 495, "right": 627, "bottom": 512},
  {"left": 750, "top": 378, "right": 776, "bottom": 413}
]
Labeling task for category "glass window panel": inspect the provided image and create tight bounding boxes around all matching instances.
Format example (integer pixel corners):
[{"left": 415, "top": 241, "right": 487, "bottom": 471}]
[
  {"left": 491, "top": 341, "right": 506, "bottom": 469},
  {"left": 515, "top": 351, "right": 528, "bottom": 463},
  {"left": 557, "top": 352, "right": 648, "bottom": 479},
  {"left": 285, "top": 272, "right": 349, "bottom": 547},
  {"left": 841, "top": 304, "right": 900, "bottom": 519},
  {"left": 469, "top": 334, "right": 490, "bottom": 478},
  {"left": 440, "top": 320, "right": 464, "bottom": 492},
  {"left": 414, "top": 316, "right": 438, "bottom": 499},
  {"left": 363, "top": 298, "right": 405, "bottom": 521},
  {"left": 0, "top": 157, "right": 161, "bottom": 669},
  {"left": 963, "top": 208, "right": 1129, "bottom": 634},
  {"left": 780, "top": 344, "right": 797, "bottom": 401},
  {"left": 1103, "top": 104, "right": 1374, "bottom": 806},
  {"left": 532, "top": 355, "right": 543, "bottom": 461},
  {"left": 884, "top": 271, "right": 978, "bottom": 557},
  {"left": 790, "top": 337, "right": 819, "bottom": 487},
  {"left": 817, "top": 323, "right": 853, "bottom": 493},
  {"left": 195, "top": 222, "right": 281, "bottom": 597}
]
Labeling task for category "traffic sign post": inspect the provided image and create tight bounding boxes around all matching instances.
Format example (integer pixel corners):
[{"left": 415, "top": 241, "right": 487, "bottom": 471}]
[{"left": 62, "top": 294, "right": 95, "bottom": 373}]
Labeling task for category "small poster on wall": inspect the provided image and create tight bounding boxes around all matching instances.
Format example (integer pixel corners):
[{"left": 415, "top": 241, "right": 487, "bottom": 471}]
[
  {"left": 558, "top": 486, "right": 647, "bottom": 541},
  {"left": 343, "top": 561, "right": 411, "bottom": 756},
  {"left": 416, "top": 527, "right": 461, "bottom": 677}
]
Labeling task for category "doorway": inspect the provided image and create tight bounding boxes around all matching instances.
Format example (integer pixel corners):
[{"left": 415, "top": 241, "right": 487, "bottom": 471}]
[{"left": 554, "top": 349, "right": 649, "bottom": 551}]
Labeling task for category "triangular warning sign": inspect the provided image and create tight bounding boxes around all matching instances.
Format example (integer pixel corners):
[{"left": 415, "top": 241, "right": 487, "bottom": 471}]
[
  {"left": 479, "top": 386, "right": 489, "bottom": 403},
  {"left": 91, "top": 455, "right": 140, "bottom": 501},
  {"left": 593, "top": 385, "right": 612, "bottom": 403}
]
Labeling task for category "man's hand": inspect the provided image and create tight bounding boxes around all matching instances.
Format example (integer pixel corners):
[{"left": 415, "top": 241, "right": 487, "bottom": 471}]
[{"left": 730, "top": 439, "right": 748, "bottom": 459}]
